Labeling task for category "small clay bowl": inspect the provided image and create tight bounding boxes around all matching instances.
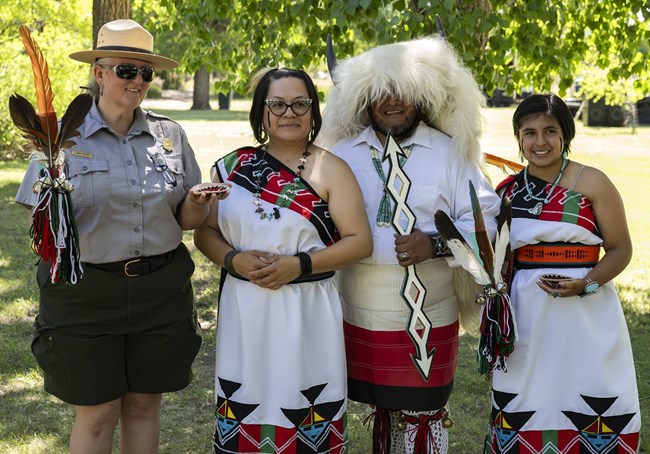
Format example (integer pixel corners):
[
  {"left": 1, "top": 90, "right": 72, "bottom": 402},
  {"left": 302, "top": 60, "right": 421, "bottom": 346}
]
[
  {"left": 539, "top": 273, "right": 571, "bottom": 289},
  {"left": 193, "top": 182, "right": 231, "bottom": 195}
]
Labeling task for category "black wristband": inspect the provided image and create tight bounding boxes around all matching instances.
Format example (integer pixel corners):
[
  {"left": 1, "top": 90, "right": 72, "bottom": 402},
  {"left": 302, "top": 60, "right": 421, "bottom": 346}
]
[
  {"left": 295, "top": 252, "right": 312, "bottom": 277},
  {"left": 223, "top": 249, "right": 240, "bottom": 275},
  {"left": 429, "top": 234, "right": 452, "bottom": 258}
]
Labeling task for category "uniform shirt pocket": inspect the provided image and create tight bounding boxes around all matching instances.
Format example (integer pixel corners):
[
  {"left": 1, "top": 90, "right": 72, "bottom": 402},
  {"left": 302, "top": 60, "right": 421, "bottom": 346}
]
[
  {"left": 67, "top": 158, "right": 110, "bottom": 207},
  {"left": 161, "top": 155, "right": 186, "bottom": 209}
]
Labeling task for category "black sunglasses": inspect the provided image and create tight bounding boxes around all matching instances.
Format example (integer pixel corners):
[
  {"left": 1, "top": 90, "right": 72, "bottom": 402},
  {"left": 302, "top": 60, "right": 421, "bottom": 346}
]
[
  {"left": 150, "top": 152, "right": 177, "bottom": 187},
  {"left": 101, "top": 64, "right": 156, "bottom": 83}
]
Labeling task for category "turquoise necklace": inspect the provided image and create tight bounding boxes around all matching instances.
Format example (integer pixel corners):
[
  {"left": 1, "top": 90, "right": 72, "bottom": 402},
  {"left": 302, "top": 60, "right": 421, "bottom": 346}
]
[
  {"left": 523, "top": 153, "right": 568, "bottom": 215},
  {"left": 370, "top": 144, "right": 412, "bottom": 226}
]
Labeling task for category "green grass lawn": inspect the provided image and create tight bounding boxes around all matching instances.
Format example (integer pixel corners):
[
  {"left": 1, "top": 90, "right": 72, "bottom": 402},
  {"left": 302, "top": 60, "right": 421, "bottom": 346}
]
[{"left": 1, "top": 113, "right": 649, "bottom": 453}]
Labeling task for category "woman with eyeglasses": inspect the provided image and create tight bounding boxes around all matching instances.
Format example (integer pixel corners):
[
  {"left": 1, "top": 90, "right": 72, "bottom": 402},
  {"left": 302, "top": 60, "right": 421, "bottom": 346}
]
[
  {"left": 194, "top": 68, "right": 372, "bottom": 453},
  {"left": 14, "top": 20, "right": 224, "bottom": 453}
]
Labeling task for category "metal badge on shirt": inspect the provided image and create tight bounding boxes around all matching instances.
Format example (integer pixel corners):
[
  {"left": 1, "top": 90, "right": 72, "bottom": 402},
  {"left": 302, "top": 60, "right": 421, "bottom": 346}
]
[{"left": 161, "top": 137, "right": 174, "bottom": 153}]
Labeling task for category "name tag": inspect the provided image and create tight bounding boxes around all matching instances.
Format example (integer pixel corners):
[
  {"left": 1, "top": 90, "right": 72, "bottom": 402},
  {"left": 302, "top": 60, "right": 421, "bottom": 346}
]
[{"left": 71, "top": 150, "right": 93, "bottom": 158}]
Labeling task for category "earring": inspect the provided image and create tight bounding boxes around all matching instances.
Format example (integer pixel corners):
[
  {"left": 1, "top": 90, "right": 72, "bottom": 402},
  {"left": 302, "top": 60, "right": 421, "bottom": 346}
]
[
  {"left": 560, "top": 138, "right": 568, "bottom": 157},
  {"left": 100, "top": 87, "right": 104, "bottom": 97}
]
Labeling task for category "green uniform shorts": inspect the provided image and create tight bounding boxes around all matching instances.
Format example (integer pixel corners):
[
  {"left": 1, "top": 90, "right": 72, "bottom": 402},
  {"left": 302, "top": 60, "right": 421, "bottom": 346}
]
[{"left": 31, "top": 242, "right": 202, "bottom": 406}]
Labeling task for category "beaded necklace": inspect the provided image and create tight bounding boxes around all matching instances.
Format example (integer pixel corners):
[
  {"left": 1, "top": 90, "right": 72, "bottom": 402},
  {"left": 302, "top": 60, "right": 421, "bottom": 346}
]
[
  {"left": 523, "top": 153, "right": 568, "bottom": 215},
  {"left": 252, "top": 145, "right": 311, "bottom": 221},
  {"left": 370, "top": 144, "right": 413, "bottom": 226}
]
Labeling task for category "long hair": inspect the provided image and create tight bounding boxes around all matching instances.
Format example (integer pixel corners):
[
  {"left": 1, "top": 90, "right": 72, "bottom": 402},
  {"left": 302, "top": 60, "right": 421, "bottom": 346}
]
[
  {"left": 249, "top": 67, "right": 322, "bottom": 144},
  {"left": 513, "top": 93, "right": 575, "bottom": 154},
  {"left": 321, "top": 36, "right": 486, "bottom": 164}
]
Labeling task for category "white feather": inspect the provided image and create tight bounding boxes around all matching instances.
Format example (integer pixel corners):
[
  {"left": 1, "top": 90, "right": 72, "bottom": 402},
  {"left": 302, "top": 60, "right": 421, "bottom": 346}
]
[
  {"left": 492, "top": 222, "right": 510, "bottom": 284},
  {"left": 446, "top": 238, "right": 491, "bottom": 285}
]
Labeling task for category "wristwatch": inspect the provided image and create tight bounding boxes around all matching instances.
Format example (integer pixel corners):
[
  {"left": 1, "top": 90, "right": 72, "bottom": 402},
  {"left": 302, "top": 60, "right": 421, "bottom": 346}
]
[{"left": 583, "top": 278, "right": 599, "bottom": 294}]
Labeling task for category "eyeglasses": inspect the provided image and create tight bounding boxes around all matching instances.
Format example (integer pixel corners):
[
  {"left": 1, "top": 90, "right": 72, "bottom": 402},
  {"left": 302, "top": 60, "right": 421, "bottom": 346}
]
[
  {"left": 101, "top": 64, "right": 156, "bottom": 83},
  {"left": 264, "top": 98, "right": 312, "bottom": 116},
  {"left": 150, "top": 152, "right": 177, "bottom": 187}
]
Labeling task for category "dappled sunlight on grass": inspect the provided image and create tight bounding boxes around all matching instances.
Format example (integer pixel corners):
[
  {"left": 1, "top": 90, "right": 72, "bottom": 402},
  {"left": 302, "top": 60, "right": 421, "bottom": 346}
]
[
  {"left": 0, "top": 369, "right": 73, "bottom": 454},
  {"left": 0, "top": 436, "right": 64, "bottom": 454},
  {"left": 0, "top": 369, "right": 42, "bottom": 395},
  {"left": 0, "top": 296, "right": 35, "bottom": 323}
]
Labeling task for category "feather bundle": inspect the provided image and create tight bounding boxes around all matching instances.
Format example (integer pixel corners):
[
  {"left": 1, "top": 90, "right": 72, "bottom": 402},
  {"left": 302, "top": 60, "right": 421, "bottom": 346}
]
[
  {"left": 12, "top": 25, "right": 92, "bottom": 164},
  {"left": 434, "top": 187, "right": 517, "bottom": 377},
  {"left": 9, "top": 92, "right": 92, "bottom": 158},
  {"left": 9, "top": 25, "right": 91, "bottom": 284}
]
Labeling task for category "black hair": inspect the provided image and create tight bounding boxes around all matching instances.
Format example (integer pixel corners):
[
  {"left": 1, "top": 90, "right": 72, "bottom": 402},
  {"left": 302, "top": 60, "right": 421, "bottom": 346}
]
[
  {"left": 249, "top": 68, "right": 322, "bottom": 144},
  {"left": 512, "top": 93, "right": 575, "bottom": 153}
]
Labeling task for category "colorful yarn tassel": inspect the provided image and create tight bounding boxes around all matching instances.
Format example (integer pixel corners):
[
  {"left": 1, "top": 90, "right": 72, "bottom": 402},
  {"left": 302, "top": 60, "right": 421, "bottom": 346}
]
[
  {"left": 477, "top": 286, "right": 517, "bottom": 377},
  {"left": 30, "top": 166, "right": 83, "bottom": 284}
]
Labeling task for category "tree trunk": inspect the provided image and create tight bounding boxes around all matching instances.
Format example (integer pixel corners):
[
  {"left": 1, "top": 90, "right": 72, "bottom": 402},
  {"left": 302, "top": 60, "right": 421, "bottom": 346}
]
[
  {"left": 218, "top": 90, "right": 233, "bottom": 111},
  {"left": 191, "top": 67, "right": 212, "bottom": 110},
  {"left": 93, "top": 0, "right": 132, "bottom": 47}
]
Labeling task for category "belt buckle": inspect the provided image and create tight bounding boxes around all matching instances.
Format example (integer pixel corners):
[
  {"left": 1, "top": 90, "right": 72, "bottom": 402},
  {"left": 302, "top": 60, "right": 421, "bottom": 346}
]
[{"left": 124, "top": 258, "right": 141, "bottom": 277}]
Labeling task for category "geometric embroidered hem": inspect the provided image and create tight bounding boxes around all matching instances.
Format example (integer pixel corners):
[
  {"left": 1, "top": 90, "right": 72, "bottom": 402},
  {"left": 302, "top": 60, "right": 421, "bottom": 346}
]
[
  {"left": 213, "top": 413, "right": 347, "bottom": 453},
  {"left": 484, "top": 429, "right": 639, "bottom": 454}
]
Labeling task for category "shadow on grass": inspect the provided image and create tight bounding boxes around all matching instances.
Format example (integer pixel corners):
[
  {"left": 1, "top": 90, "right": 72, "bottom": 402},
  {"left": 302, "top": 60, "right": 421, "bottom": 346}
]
[
  {"left": 0, "top": 372, "right": 73, "bottom": 452},
  {"left": 0, "top": 179, "right": 39, "bottom": 312}
]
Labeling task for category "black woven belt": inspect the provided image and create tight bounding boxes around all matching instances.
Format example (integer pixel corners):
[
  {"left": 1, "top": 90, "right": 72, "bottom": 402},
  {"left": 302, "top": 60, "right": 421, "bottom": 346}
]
[
  {"left": 227, "top": 270, "right": 335, "bottom": 284},
  {"left": 86, "top": 251, "right": 173, "bottom": 277}
]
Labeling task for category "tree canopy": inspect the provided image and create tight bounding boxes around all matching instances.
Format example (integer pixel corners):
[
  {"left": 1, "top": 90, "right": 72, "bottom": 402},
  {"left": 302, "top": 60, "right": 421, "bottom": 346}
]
[
  {"left": 1, "top": 0, "right": 649, "bottom": 151},
  {"left": 0, "top": 0, "right": 92, "bottom": 152},
  {"left": 159, "top": 0, "right": 649, "bottom": 103}
]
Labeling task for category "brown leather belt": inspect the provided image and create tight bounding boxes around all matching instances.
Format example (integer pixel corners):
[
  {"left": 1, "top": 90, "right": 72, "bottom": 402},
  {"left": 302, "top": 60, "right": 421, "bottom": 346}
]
[
  {"left": 514, "top": 243, "right": 600, "bottom": 269},
  {"left": 86, "top": 250, "right": 174, "bottom": 277}
]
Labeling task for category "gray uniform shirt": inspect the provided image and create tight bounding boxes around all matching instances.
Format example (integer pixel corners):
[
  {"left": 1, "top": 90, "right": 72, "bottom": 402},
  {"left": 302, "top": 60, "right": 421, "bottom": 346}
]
[{"left": 15, "top": 102, "right": 201, "bottom": 263}]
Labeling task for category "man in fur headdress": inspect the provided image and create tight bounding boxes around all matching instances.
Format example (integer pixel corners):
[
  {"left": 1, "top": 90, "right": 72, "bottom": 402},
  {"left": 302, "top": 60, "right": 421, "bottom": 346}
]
[{"left": 321, "top": 36, "right": 501, "bottom": 453}]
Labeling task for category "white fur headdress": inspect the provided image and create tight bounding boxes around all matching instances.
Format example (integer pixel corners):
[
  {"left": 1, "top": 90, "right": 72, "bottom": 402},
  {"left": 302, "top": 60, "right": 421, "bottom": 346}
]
[{"left": 321, "top": 36, "right": 486, "bottom": 164}]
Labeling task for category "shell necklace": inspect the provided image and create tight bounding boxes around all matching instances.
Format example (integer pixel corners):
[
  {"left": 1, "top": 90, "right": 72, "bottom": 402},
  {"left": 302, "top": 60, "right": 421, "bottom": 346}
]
[
  {"left": 252, "top": 144, "right": 311, "bottom": 220},
  {"left": 523, "top": 153, "right": 568, "bottom": 215}
]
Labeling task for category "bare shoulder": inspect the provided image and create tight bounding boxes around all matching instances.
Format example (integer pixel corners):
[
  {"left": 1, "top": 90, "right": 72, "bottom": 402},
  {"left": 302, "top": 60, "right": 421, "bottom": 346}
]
[
  {"left": 578, "top": 163, "right": 611, "bottom": 185},
  {"left": 571, "top": 161, "right": 616, "bottom": 199},
  {"left": 310, "top": 145, "right": 353, "bottom": 173}
]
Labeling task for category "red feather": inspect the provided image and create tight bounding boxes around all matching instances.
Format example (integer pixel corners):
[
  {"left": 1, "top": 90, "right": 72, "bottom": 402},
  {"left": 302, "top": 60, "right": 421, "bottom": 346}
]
[{"left": 18, "top": 25, "right": 58, "bottom": 163}]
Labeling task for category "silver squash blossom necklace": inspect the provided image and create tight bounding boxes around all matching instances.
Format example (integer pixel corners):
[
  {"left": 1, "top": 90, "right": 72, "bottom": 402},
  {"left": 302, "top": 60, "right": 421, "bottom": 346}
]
[{"left": 523, "top": 153, "right": 568, "bottom": 216}]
